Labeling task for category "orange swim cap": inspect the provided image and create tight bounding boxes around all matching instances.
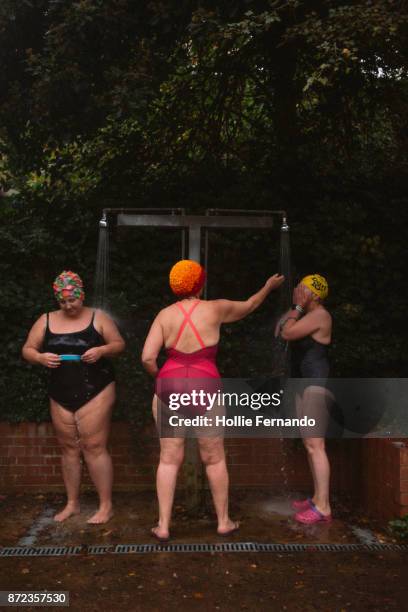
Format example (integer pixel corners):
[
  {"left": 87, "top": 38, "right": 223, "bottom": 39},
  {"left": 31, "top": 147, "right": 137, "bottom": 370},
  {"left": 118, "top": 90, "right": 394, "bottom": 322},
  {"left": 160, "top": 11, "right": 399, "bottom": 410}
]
[{"left": 169, "top": 260, "right": 206, "bottom": 297}]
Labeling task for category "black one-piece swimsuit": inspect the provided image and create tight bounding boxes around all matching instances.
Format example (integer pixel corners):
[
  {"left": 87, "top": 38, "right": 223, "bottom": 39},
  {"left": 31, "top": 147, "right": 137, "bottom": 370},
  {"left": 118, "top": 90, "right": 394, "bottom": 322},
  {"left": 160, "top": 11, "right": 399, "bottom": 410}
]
[
  {"left": 42, "top": 311, "right": 115, "bottom": 411},
  {"left": 291, "top": 336, "right": 330, "bottom": 379},
  {"left": 291, "top": 336, "right": 330, "bottom": 396}
]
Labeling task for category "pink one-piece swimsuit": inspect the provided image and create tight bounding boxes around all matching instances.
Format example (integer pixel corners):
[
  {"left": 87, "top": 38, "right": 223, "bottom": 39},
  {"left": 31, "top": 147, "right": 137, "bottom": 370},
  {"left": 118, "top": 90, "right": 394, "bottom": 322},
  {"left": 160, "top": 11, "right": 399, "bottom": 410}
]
[{"left": 155, "top": 301, "right": 221, "bottom": 415}]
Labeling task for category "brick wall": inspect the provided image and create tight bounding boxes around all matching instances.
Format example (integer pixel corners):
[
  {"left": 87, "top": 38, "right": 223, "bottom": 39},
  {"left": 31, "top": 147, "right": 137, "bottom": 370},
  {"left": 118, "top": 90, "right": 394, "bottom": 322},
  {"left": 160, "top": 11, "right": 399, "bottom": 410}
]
[
  {"left": 0, "top": 422, "right": 407, "bottom": 520},
  {"left": 360, "top": 438, "right": 408, "bottom": 520}
]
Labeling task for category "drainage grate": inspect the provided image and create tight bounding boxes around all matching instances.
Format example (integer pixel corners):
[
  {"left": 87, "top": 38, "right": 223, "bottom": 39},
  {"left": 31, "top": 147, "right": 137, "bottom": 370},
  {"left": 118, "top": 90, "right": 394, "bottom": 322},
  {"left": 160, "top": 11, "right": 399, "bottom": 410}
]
[
  {"left": 0, "top": 545, "right": 82, "bottom": 557},
  {"left": 1, "top": 542, "right": 407, "bottom": 557},
  {"left": 87, "top": 545, "right": 115, "bottom": 555}
]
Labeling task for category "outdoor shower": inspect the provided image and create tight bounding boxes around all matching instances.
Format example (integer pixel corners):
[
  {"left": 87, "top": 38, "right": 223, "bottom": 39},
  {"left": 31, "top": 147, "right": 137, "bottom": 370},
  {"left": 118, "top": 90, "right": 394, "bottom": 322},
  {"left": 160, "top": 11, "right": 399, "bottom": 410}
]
[{"left": 92, "top": 208, "right": 293, "bottom": 510}]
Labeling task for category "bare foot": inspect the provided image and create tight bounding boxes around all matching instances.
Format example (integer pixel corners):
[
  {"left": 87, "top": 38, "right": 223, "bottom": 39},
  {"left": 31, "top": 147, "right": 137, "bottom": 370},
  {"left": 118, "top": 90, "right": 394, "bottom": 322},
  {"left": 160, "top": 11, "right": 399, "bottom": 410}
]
[
  {"left": 54, "top": 502, "right": 80, "bottom": 522},
  {"left": 217, "top": 520, "right": 240, "bottom": 536},
  {"left": 87, "top": 506, "right": 113, "bottom": 524},
  {"left": 151, "top": 526, "right": 170, "bottom": 541},
  {"left": 312, "top": 502, "right": 331, "bottom": 517}
]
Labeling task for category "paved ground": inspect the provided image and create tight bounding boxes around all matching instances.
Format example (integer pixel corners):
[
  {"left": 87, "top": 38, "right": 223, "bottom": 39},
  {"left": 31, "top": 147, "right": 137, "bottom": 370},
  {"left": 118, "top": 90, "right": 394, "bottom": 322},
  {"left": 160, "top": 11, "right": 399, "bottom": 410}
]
[{"left": 0, "top": 491, "right": 406, "bottom": 611}]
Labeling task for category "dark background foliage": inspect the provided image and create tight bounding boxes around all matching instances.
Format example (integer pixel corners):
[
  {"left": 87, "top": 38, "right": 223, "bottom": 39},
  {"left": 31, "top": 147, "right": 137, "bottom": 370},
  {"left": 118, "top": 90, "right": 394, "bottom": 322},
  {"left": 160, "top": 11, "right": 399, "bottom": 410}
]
[{"left": 1, "top": 0, "right": 407, "bottom": 422}]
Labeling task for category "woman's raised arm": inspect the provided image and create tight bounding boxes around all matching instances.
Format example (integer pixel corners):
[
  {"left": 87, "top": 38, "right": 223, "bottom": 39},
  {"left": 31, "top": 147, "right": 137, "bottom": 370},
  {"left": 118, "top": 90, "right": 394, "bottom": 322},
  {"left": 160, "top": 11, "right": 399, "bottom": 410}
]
[{"left": 215, "top": 274, "right": 284, "bottom": 323}]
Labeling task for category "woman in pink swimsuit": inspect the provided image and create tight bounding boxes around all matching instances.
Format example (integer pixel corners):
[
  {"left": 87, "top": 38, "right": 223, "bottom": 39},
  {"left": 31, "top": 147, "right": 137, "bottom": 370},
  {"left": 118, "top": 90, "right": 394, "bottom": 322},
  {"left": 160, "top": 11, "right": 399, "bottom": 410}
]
[
  {"left": 154, "top": 298, "right": 221, "bottom": 419},
  {"left": 142, "top": 260, "right": 284, "bottom": 540}
]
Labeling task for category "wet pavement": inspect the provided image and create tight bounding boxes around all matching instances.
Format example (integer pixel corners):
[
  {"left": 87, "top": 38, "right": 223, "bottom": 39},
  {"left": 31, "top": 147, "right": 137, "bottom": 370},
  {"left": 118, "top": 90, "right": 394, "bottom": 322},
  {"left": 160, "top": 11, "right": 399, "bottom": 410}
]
[
  {"left": 0, "top": 490, "right": 392, "bottom": 548},
  {"left": 0, "top": 491, "right": 406, "bottom": 611}
]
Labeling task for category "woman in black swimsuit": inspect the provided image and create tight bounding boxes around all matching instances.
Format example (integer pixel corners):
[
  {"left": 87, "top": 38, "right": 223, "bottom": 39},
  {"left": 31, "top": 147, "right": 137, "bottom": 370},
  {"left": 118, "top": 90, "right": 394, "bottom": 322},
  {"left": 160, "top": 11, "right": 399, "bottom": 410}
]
[
  {"left": 279, "top": 274, "right": 333, "bottom": 524},
  {"left": 22, "top": 271, "right": 125, "bottom": 524}
]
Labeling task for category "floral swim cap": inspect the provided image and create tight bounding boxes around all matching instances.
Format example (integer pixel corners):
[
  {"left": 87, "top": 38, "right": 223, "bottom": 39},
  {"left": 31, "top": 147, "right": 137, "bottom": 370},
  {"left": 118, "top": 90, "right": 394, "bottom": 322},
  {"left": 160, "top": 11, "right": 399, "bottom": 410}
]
[
  {"left": 53, "top": 270, "right": 85, "bottom": 301},
  {"left": 301, "top": 274, "right": 329, "bottom": 300},
  {"left": 169, "top": 260, "right": 206, "bottom": 297}
]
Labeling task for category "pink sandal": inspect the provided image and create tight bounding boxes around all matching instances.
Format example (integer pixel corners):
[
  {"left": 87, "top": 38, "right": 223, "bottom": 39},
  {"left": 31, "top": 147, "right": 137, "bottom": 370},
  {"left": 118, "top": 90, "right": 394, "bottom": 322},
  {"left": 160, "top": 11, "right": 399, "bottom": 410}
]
[
  {"left": 295, "top": 503, "right": 332, "bottom": 524},
  {"left": 291, "top": 498, "right": 312, "bottom": 512}
]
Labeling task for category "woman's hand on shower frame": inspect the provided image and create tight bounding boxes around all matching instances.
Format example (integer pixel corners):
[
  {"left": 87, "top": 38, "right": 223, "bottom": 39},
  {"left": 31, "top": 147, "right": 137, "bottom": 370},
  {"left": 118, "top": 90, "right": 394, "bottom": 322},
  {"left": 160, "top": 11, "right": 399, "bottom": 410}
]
[
  {"left": 38, "top": 352, "right": 61, "bottom": 368},
  {"left": 217, "top": 274, "right": 285, "bottom": 323},
  {"left": 265, "top": 274, "right": 285, "bottom": 291}
]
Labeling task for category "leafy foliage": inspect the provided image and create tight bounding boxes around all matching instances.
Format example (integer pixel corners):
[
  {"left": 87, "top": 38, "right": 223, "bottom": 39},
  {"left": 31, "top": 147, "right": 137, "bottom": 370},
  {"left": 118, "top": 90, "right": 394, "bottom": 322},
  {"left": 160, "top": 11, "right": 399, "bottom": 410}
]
[
  {"left": 0, "top": 0, "right": 407, "bottom": 421},
  {"left": 389, "top": 515, "right": 408, "bottom": 540}
]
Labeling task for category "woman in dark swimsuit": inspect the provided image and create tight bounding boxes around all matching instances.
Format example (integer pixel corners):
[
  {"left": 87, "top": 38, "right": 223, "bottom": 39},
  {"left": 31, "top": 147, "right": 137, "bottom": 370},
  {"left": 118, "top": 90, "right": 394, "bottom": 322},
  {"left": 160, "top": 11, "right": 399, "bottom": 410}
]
[
  {"left": 142, "top": 260, "right": 284, "bottom": 540},
  {"left": 279, "top": 274, "right": 332, "bottom": 524},
  {"left": 22, "top": 271, "right": 125, "bottom": 524}
]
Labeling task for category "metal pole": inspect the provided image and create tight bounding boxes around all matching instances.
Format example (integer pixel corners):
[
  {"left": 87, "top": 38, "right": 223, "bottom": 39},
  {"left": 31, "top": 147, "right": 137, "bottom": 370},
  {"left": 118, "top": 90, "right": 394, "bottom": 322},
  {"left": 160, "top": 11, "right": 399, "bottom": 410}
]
[
  {"left": 184, "top": 224, "right": 202, "bottom": 510},
  {"left": 204, "top": 228, "right": 209, "bottom": 300},
  {"left": 188, "top": 225, "right": 201, "bottom": 263},
  {"left": 278, "top": 215, "right": 292, "bottom": 378},
  {"left": 181, "top": 229, "right": 186, "bottom": 260}
]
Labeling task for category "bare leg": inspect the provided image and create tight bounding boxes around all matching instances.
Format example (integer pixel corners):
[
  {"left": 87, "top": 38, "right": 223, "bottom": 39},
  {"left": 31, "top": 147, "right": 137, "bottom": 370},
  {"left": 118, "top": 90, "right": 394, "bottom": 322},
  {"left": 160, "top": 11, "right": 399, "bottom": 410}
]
[
  {"left": 299, "top": 387, "right": 331, "bottom": 514},
  {"left": 154, "top": 438, "right": 185, "bottom": 538},
  {"left": 50, "top": 401, "right": 81, "bottom": 522},
  {"left": 295, "top": 392, "right": 317, "bottom": 498},
  {"left": 296, "top": 392, "right": 315, "bottom": 497},
  {"left": 151, "top": 395, "right": 184, "bottom": 539},
  {"left": 198, "top": 437, "right": 238, "bottom": 534},
  {"left": 306, "top": 452, "right": 317, "bottom": 494},
  {"left": 304, "top": 437, "right": 331, "bottom": 515},
  {"left": 76, "top": 382, "right": 115, "bottom": 524}
]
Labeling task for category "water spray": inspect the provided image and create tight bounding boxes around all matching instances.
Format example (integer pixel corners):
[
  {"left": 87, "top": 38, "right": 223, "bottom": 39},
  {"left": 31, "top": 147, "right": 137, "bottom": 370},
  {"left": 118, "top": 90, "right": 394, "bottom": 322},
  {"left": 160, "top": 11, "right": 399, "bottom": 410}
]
[{"left": 94, "top": 211, "right": 110, "bottom": 308}]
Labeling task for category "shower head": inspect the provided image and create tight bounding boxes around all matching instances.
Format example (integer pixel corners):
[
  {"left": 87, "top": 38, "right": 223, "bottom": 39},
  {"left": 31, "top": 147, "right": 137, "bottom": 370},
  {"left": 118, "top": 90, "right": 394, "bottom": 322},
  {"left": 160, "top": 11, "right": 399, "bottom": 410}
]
[
  {"left": 281, "top": 215, "right": 289, "bottom": 232},
  {"left": 99, "top": 213, "right": 107, "bottom": 228}
]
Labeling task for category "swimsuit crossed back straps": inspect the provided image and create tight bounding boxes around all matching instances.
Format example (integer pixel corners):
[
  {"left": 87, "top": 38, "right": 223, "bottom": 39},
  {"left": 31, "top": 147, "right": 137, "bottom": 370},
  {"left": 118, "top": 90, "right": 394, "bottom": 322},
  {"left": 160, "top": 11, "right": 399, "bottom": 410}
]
[
  {"left": 155, "top": 301, "right": 221, "bottom": 416},
  {"left": 43, "top": 311, "right": 115, "bottom": 411}
]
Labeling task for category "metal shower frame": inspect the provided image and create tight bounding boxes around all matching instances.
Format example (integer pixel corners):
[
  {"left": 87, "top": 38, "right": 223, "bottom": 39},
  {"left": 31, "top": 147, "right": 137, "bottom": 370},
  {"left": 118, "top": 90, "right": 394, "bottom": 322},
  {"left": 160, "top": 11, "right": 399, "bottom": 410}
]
[
  {"left": 98, "top": 207, "right": 291, "bottom": 510},
  {"left": 100, "top": 206, "right": 289, "bottom": 262}
]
